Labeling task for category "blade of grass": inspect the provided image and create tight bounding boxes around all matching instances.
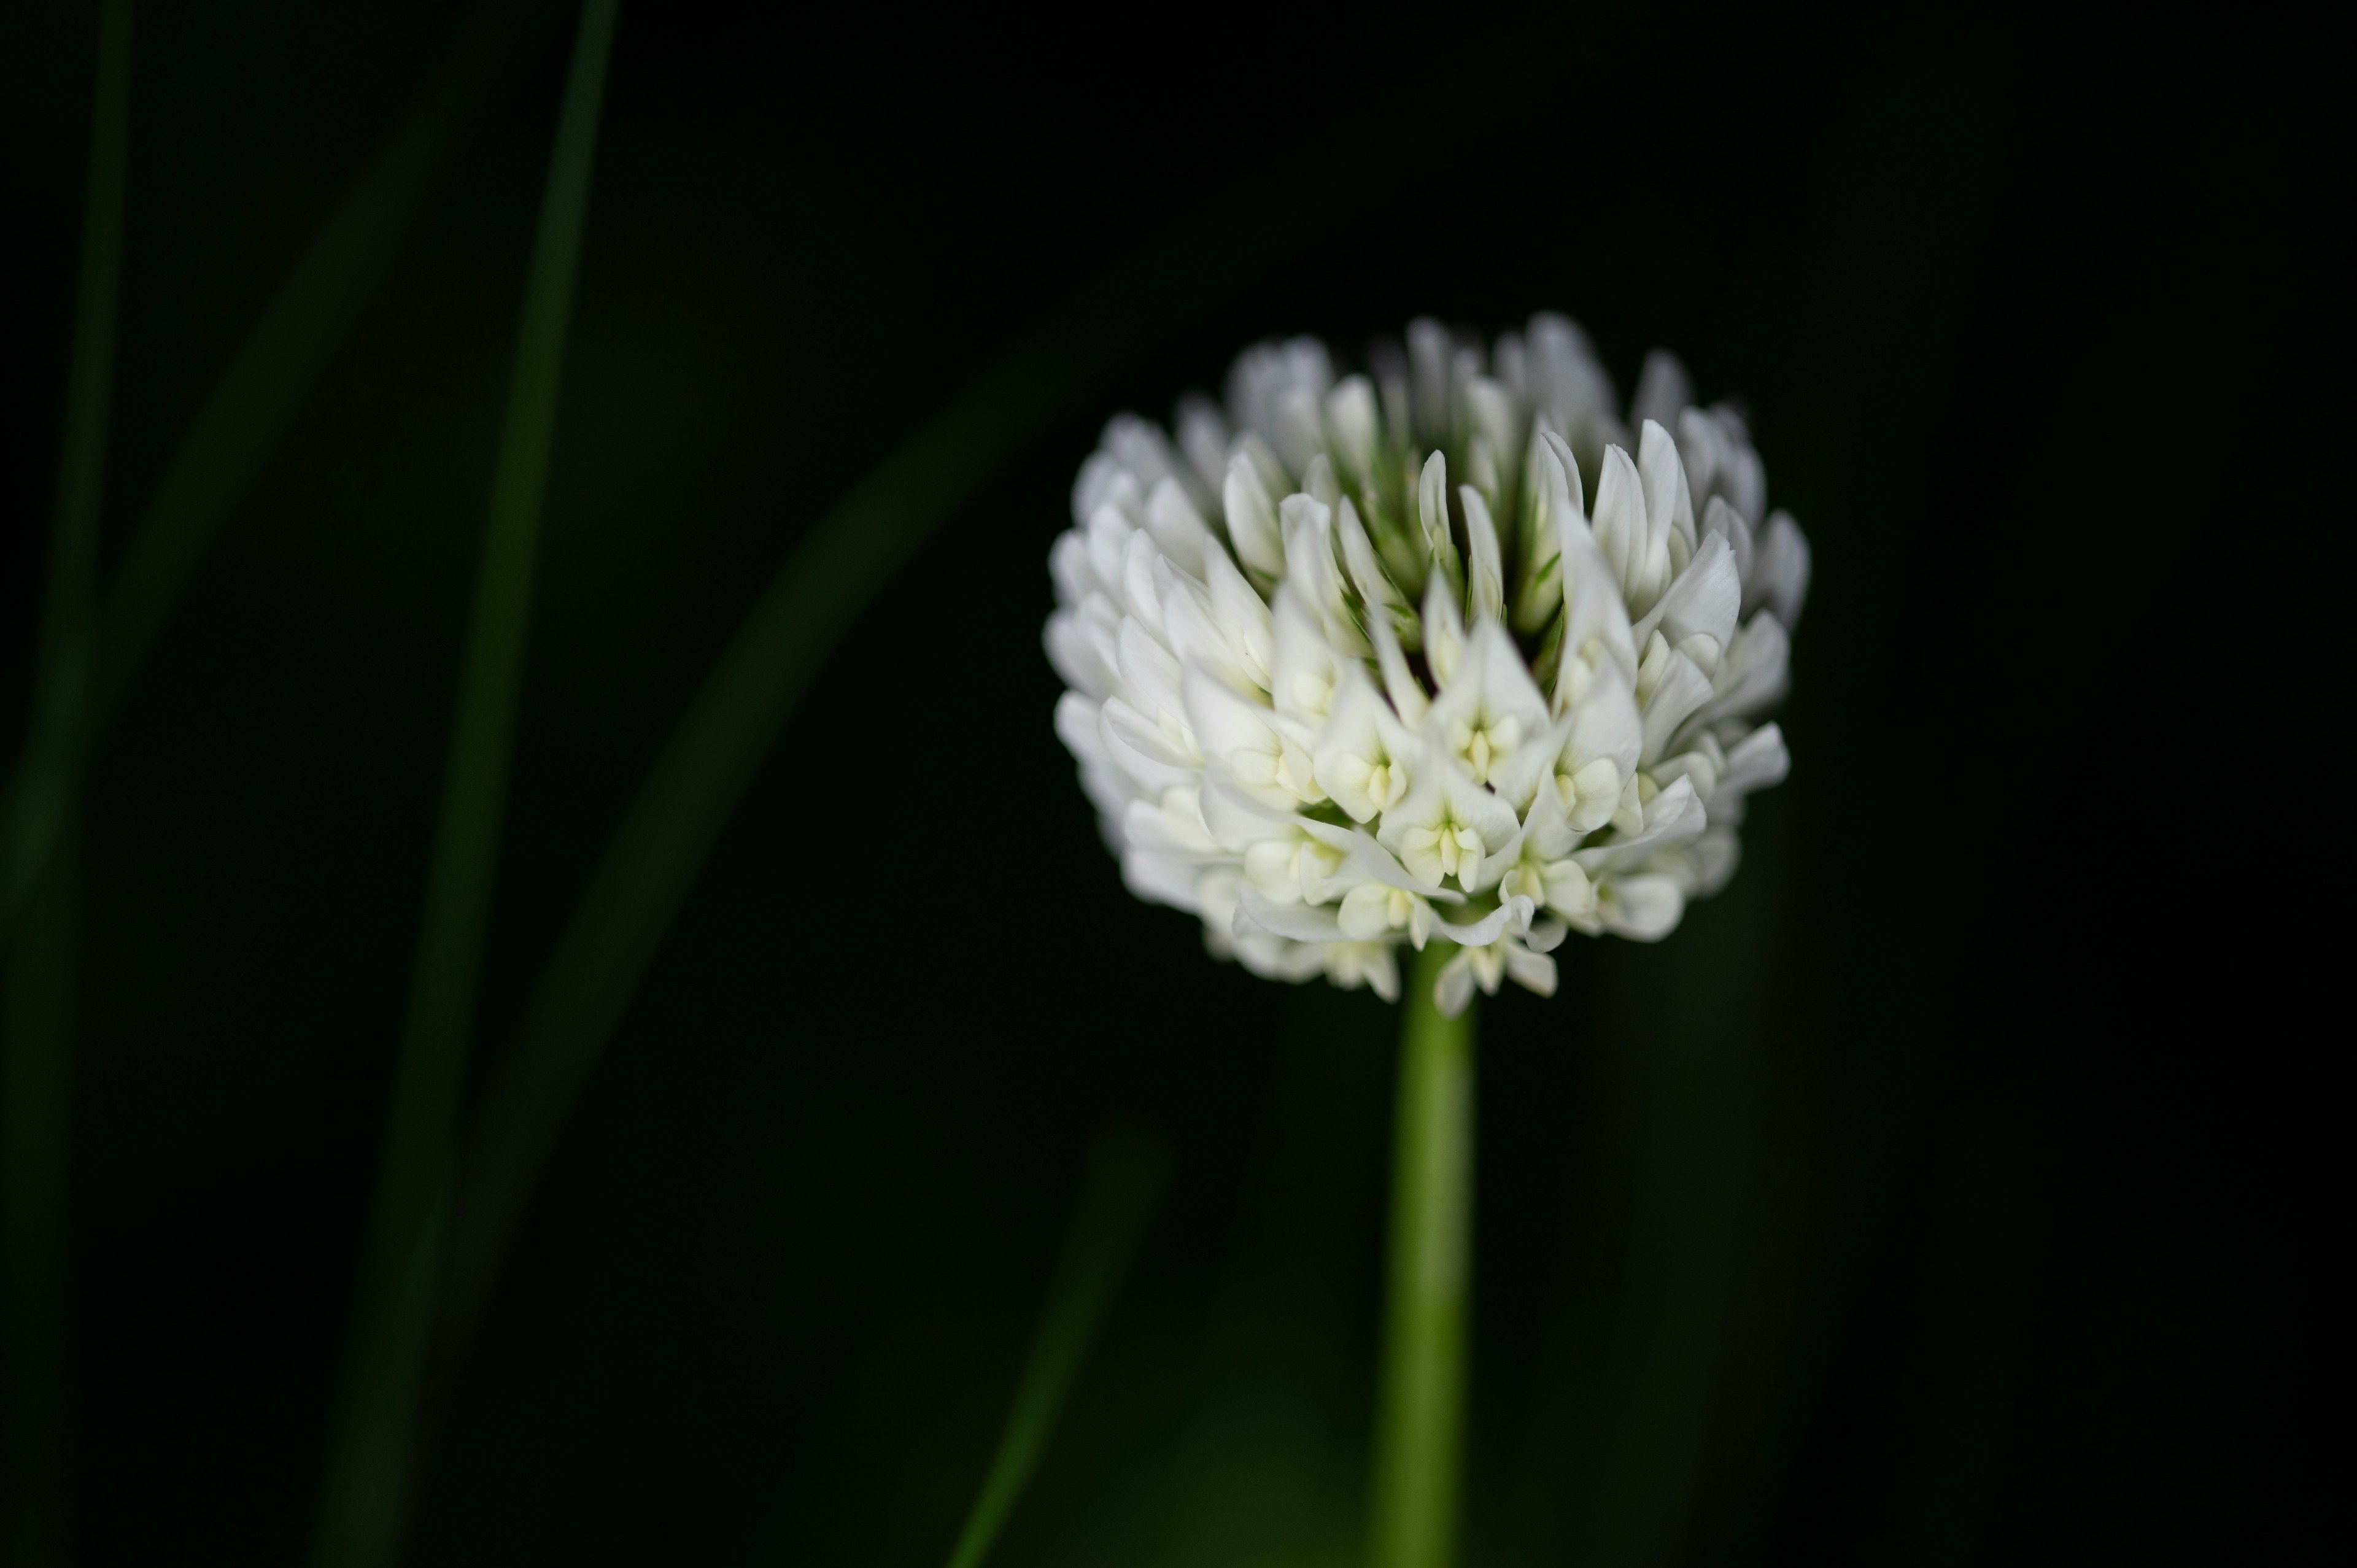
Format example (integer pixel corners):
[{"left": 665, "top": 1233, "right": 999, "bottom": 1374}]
[
  {"left": 0, "top": 6, "right": 131, "bottom": 1564},
  {"left": 944, "top": 1122, "right": 1177, "bottom": 1568},
  {"left": 304, "top": 6, "right": 619, "bottom": 1565},
  {"left": 0, "top": 0, "right": 562, "bottom": 947}
]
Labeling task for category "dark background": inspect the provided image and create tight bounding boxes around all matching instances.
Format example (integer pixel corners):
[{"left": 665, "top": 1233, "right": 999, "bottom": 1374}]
[{"left": 0, "top": 1, "right": 2328, "bottom": 1563}]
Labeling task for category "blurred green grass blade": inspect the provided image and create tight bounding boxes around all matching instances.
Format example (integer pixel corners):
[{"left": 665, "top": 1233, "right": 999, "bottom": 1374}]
[
  {"left": 0, "top": 0, "right": 560, "bottom": 946},
  {"left": 306, "top": 6, "right": 620, "bottom": 1565},
  {"left": 945, "top": 1124, "right": 1176, "bottom": 1568},
  {"left": 1, "top": 4, "right": 131, "bottom": 1564}
]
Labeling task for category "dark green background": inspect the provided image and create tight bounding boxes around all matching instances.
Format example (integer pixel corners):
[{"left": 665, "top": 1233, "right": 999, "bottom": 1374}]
[{"left": 1, "top": 1, "right": 2324, "bottom": 1563}]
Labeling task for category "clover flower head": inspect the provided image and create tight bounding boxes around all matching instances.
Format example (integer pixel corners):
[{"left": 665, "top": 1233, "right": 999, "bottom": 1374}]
[{"left": 1045, "top": 315, "right": 1808, "bottom": 1015}]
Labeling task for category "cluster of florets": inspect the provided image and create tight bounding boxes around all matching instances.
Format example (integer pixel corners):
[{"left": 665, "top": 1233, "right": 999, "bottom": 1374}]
[{"left": 1046, "top": 315, "right": 1808, "bottom": 1014}]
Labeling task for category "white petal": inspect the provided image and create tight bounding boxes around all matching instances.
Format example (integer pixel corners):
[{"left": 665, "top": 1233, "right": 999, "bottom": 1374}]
[
  {"left": 1566, "top": 661, "right": 1644, "bottom": 781},
  {"left": 1085, "top": 501, "right": 1139, "bottom": 598},
  {"left": 1600, "top": 872, "right": 1686, "bottom": 941},
  {"left": 1116, "top": 616, "right": 1186, "bottom": 730},
  {"left": 1122, "top": 797, "right": 1190, "bottom": 859},
  {"left": 1323, "top": 375, "right": 1380, "bottom": 482},
  {"left": 1638, "top": 418, "right": 1698, "bottom": 558},
  {"left": 1045, "top": 610, "right": 1115, "bottom": 701},
  {"left": 1159, "top": 571, "right": 1249, "bottom": 698},
  {"left": 1487, "top": 709, "right": 1565, "bottom": 812},
  {"left": 1629, "top": 350, "right": 1693, "bottom": 437},
  {"left": 1514, "top": 746, "right": 1579, "bottom": 860},
  {"left": 1541, "top": 856, "right": 1595, "bottom": 919},
  {"left": 1421, "top": 573, "right": 1467, "bottom": 689},
  {"left": 1312, "top": 665, "right": 1418, "bottom": 824},
  {"left": 1697, "top": 723, "right": 1789, "bottom": 827},
  {"left": 1675, "top": 407, "right": 1727, "bottom": 526},
  {"left": 1699, "top": 492, "right": 1754, "bottom": 589},
  {"left": 1433, "top": 952, "right": 1477, "bottom": 1019},
  {"left": 1054, "top": 691, "right": 1112, "bottom": 770},
  {"left": 1271, "top": 382, "right": 1323, "bottom": 475},
  {"left": 1279, "top": 493, "right": 1367, "bottom": 655},
  {"left": 1102, "top": 415, "right": 1188, "bottom": 509},
  {"left": 1449, "top": 757, "right": 1524, "bottom": 852},
  {"left": 1473, "top": 619, "right": 1549, "bottom": 726},
  {"left": 1197, "top": 762, "right": 1296, "bottom": 852},
  {"left": 1301, "top": 452, "right": 1342, "bottom": 508},
  {"left": 1180, "top": 666, "right": 1282, "bottom": 792},
  {"left": 1077, "top": 762, "right": 1135, "bottom": 834},
  {"left": 1574, "top": 775, "right": 1707, "bottom": 873},
  {"left": 1466, "top": 377, "right": 1519, "bottom": 477},
  {"left": 1690, "top": 611, "right": 1789, "bottom": 732},
  {"left": 1513, "top": 429, "right": 1582, "bottom": 631},
  {"left": 1123, "top": 849, "right": 1203, "bottom": 911},
  {"left": 1417, "top": 449, "right": 1459, "bottom": 581},
  {"left": 1119, "top": 529, "right": 1170, "bottom": 637},
  {"left": 1751, "top": 511, "right": 1810, "bottom": 630},
  {"left": 1232, "top": 429, "right": 1290, "bottom": 500},
  {"left": 1720, "top": 722, "right": 1789, "bottom": 796},
  {"left": 1408, "top": 318, "right": 1452, "bottom": 444},
  {"left": 1339, "top": 882, "right": 1401, "bottom": 940},
  {"left": 1223, "top": 451, "right": 1286, "bottom": 578},
  {"left": 1336, "top": 495, "right": 1408, "bottom": 630},
  {"left": 1050, "top": 529, "right": 1096, "bottom": 608},
  {"left": 1101, "top": 698, "right": 1199, "bottom": 790},
  {"left": 1144, "top": 477, "right": 1215, "bottom": 579},
  {"left": 1461, "top": 485, "right": 1505, "bottom": 623},
  {"left": 1433, "top": 894, "right": 1536, "bottom": 948},
  {"left": 1369, "top": 614, "right": 1430, "bottom": 728},
  {"left": 1545, "top": 438, "right": 1639, "bottom": 701},
  {"left": 1631, "top": 531, "right": 1740, "bottom": 663},
  {"left": 1379, "top": 756, "right": 1525, "bottom": 894},
  {"left": 1232, "top": 930, "right": 1327, "bottom": 984},
  {"left": 1236, "top": 886, "right": 1347, "bottom": 943},
  {"left": 1638, "top": 644, "right": 1715, "bottom": 765},
  {"left": 1200, "top": 543, "right": 1274, "bottom": 689},
  {"left": 1269, "top": 585, "right": 1339, "bottom": 725},
  {"left": 1589, "top": 443, "right": 1646, "bottom": 603},
  {"left": 1075, "top": 593, "right": 1123, "bottom": 693},
  {"left": 1503, "top": 942, "right": 1557, "bottom": 997},
  {"left": 1174, "top": 395, "right": 1231, "bottom": 509},
  {"left": 1655, "top": 824, "right": 1741, "bottom": 897},
  {"left": 1072, "top": 450, "right": 1124, "bottom": 530},
  {"left": 1336, "top": 827, "right": 1450, "bottom": 901}
]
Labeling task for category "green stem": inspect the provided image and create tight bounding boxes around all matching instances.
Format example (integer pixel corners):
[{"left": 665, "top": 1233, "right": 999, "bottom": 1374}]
[
  {"left": 3, "top": 5, "right": 132, "bottom": 1563},
  {"left": 306, "top": 6, "right": 618, "bottom": 1564},
  {"left": 1370, "top": 943, "right": 1475, "bottom": 1568}
]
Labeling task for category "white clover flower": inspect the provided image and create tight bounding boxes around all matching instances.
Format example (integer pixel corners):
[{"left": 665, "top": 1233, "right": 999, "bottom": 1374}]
[{"left": 1046, "top": 315, "right": 1808, "bottom": 1016}]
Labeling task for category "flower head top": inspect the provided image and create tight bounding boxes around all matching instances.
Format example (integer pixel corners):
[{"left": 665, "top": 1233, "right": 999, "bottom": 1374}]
[{"left": 1046, "top": 315, "right": 1808, "bottom": 1016}]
